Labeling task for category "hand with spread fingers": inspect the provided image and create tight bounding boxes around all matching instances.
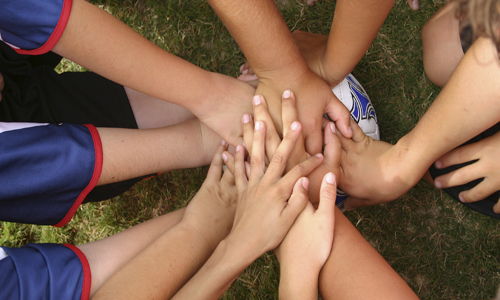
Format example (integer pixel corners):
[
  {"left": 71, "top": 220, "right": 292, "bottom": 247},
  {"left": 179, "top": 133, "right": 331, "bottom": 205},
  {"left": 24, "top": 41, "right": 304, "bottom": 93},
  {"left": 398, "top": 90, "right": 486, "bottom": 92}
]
[
  {"left": 173, "top": 110, "right": 324, "bottom": 299},
  {"left": 275, "top": 172, "right": 338, "bottom": 299},
  {"left": 433, "top": 131, "right": 500, "bottom": 214},
  {"left": 240, "top": 90, "right": 343, "bottom": 207},
  {"left": 228, "top": 117, "right": 324, "bottom": 254}
]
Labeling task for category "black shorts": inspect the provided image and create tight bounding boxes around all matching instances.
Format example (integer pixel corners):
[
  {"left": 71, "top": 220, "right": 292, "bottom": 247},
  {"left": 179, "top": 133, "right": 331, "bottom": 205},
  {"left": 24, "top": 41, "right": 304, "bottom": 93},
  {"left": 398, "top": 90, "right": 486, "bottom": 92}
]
[{"left": 0, "top": 42, "right": 151, "bottom": 203}]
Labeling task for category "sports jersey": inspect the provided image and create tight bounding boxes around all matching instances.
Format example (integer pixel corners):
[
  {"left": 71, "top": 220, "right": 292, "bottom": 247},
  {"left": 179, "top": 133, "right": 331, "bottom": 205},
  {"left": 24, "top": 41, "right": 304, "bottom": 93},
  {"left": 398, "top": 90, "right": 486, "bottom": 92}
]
[
  {"left": 0, "top": 0, "right": 72, "bottom": 55},
  {"left": 0, "top": 244, "right": 91, "bottom": 300},
  {"left": 0, "top": 122, "right": 102, "bottom": 227}
]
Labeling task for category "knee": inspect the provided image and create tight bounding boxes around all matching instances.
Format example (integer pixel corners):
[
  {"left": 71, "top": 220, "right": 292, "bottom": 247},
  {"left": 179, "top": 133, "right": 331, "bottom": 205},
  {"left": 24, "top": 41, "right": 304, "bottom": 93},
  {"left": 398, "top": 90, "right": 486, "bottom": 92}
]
[{"left": 421, "top": 2, "right": 464, "bottom": 87}]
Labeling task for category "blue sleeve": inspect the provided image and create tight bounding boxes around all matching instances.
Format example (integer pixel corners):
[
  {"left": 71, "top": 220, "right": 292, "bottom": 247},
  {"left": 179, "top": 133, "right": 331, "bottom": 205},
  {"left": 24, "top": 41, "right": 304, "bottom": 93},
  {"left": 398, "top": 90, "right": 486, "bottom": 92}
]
[
  {"left": 0, "top": 244, "right": 91, "bottom": 300},
  {"left": 0, "top": 122, "right": 103, "bottom": 226},
  {"left": 0, "top": 0, "right": 72, "bottom": 55}
]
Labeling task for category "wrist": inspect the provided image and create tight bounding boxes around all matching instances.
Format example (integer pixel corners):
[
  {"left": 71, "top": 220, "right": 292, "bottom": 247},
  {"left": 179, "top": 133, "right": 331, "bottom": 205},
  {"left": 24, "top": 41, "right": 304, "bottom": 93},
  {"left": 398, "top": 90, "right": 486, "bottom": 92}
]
[
  {"left": 223, "top": 233, "right": 264, "bottom": 266},
  {"left": 279, "top": 264, "right": 319, "bottom": 299},
  {"left": 393, "top": 134, "right": 434, "bottom": 184}
]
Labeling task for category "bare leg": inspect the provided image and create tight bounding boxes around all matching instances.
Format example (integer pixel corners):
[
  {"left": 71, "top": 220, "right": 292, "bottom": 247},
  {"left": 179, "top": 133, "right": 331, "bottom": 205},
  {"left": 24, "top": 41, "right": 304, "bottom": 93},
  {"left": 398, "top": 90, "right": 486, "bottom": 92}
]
[
  {"left": 77, "top": 208, "right": 185, "bottom": 297},
  {"left": 422, "top": 1, "right": 464, "bottom": 87},
  {"left": 125, "top": 87, "right": 196, "bottom": 129},
  {"left": 319, "top": 209, "right": 419, "bottom": 299}
]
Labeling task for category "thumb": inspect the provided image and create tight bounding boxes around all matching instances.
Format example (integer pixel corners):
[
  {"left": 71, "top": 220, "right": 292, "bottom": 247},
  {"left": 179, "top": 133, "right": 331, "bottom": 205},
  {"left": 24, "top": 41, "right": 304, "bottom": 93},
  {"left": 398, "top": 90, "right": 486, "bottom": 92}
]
[
  {"left": 318, "top": 173, "right": 337, "bottom": 214},
  {"left": 284, "top": 177, "right": 310, "bottom": 220}
]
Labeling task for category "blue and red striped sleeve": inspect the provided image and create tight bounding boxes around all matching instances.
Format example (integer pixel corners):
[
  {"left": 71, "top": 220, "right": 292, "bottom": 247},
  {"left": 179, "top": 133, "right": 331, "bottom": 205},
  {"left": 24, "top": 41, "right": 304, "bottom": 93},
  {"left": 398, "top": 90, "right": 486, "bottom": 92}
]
[
  {"left": 0, "top": 244, "right": 91, "bottom": 300},
  {"left": 0, "top": 0, "right": 73, "bottom": 55},
  {"left": 0, "top": 122, "right": 103, "bottom": 226}
]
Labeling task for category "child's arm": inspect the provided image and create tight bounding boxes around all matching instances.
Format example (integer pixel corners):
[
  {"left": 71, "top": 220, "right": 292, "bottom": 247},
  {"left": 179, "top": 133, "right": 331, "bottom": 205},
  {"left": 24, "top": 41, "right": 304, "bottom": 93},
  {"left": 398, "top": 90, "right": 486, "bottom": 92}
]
[
  {"left": 92, "top": 143, "right": 238, "bottom": 300},
  {"left": 240, "top": 0, "right": 395, "bottom": 87},
  {"left": 207, "top": 0, "right": 352, "bottom": 155},
  {"left": 172, "top": 118, "right": 324, "bottom": 299},
  {"left": 336, "top": 37, "right": 500, "bottom": 209},
  {"left": 52, "top": 0, "right": 254, "bottom": 147},
  {"left": 292, "top": 0, "right": 395, "bottom": 86},
  {"left": 96, "top": 119, "right": 220, "bottom": 186},
  {"left": 276, "top": 173, "right": 337, "bottom": 300}
]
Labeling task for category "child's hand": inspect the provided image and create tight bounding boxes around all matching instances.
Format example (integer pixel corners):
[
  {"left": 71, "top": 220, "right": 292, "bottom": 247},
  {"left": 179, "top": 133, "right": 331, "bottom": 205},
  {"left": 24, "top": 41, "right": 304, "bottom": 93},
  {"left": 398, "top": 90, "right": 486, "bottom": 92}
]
[
  {"left": 334, "top": 120, "right": 420, "bottom": 210},
  {"left": 239, "top": 90, "right": 342, "bottom": 207},
  {"left": 224, "top": 117, "right": 324, "bottom": 259},
  {"left": 434, "top": 131, "right": 500, "bottom": 214},
  {"left": 194, "top": 76, "right": 255, "bottom": 147},
  {"left": 275, "top": 172, "right": 337, "bottom": 286},
  {"left": 181, "top": 141, "right": 238, "bottom": 251},
  {"left": 238, "top": 67, "right": 352, "bottom": 156},
  {"left": 241, "top": 92, "right": 309, "bottom": 172}
]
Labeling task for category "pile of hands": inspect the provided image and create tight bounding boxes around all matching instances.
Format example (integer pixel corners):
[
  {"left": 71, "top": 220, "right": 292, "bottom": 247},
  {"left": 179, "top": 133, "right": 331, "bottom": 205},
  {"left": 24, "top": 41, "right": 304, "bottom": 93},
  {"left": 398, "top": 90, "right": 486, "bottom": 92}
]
[{"left": 182, "top": 90, "right": 342, "bottom": 295}]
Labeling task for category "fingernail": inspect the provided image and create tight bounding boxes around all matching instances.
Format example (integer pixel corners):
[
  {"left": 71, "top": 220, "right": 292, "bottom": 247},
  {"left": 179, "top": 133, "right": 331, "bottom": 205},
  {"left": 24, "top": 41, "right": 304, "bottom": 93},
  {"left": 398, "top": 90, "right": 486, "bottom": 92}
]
[
  {"left": 459, "top": 194, "right": 465, "bottom": 202},
  {"left": 236, "top": 144, "right": 243, "bottom": 152},
  {"left": 301, "top": 178, "right": 309, "bottom": 190},
  {"left": 348, "top": 127, "right": 353, "bottom": 136},
  {"left": 283, "top": 90, "right": 291, "bottom": 99},
  {"left": 255, "top": 121, "right": 262, "bottom": 131},
  {"left": 242, "top": 142, "right": 246, "bottom": 149},
  {"left": 435, "top": 180, "right": 442, "bottom": 189},
  {"left": 412, "top": 0, "right": 419, "bottom": 9},
  {"left": 290, "top": 121, "right": 299, "bottom": 131},
  {"left": 222, "top": 153, "right": 228, "bottom": 162},
  {"left": 243, "top": 114, "right": 250, "bottom": 124},
  {"left": 251, "top": 74, "right": 258, "bottom": 79},
  {"left": 240, "top": 64, "right": 245, "bottom": 72},
  {"left": 435, "top": 160, "right": 442, "bottom": 169},
  {"left": 242, "top": 69, "right": 248, "bottom": 75},
  {"left": 253, "top": 95, "right": 262, "bottom": 106},
  {"left": 330, "top": 123, "right": 335, "bottom": 133},
  {"left": 315, "top": 153, "right": 323, "bottom": 158},
  {"left": 221, "top": 139, "right": 227, "bottom": 146},
  {"left": 325, "top": 172, "right": 336, "bottom": 185}
]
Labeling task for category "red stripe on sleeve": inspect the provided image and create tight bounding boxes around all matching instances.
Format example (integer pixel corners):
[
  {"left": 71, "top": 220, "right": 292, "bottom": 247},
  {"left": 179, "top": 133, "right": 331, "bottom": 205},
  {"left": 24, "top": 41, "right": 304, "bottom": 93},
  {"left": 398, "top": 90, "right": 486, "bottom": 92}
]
[
  {"left": 63, "top": 244, "right": 92, "bottom": 300},
  {"left": 54, "top": 124, "right": 103, "bottom": 227},
  {"left": 14, "top": 0, "right": 73, "bottom": 55}
]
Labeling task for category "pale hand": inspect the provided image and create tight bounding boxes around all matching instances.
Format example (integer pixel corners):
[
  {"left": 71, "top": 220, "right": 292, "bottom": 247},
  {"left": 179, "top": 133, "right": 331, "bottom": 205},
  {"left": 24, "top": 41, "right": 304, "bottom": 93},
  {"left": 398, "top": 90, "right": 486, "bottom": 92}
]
[{"left": 434, "top": 131, "right": 500, "bottom": 214}]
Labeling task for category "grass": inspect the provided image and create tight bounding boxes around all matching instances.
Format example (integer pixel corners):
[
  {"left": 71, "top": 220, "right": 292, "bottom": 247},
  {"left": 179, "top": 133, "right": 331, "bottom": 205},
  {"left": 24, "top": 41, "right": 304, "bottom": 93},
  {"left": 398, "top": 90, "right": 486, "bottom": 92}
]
[{"left": 2, "top": 0, "right": 500, "bottom": 299}]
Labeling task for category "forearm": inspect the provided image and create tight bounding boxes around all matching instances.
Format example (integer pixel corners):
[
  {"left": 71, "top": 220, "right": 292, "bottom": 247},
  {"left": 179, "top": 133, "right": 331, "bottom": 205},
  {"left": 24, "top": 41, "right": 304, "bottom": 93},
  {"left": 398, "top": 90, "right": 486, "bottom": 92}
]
[
  {"left": 319, "top": 209, "right": 418, "bottom": 299},
  {"left": 172, "top": 238, "right": 257, "bottom": 299},
  {"left": 78, "top": 208, "right": 185, "bottom": 297},
  {"left": 92, "top": 221, "right": 215, "bottom": 300},
  {"left": 208, "top": 0, "right": 309, "bottom": 78},
  {"left": 279, "top": 266, "right": 319, "bottom": 299},
  {"left": 323, "top": 0, "right": 394, "bottom": 84},
  {"left": 53, "top": 0, "right": 220, "bottom": 113},
  {"left": 393, "top": 37, "right": 500, "bottom": 182},
  {"left": 97, "top": 119, "right": 213, "bottom": 185}
]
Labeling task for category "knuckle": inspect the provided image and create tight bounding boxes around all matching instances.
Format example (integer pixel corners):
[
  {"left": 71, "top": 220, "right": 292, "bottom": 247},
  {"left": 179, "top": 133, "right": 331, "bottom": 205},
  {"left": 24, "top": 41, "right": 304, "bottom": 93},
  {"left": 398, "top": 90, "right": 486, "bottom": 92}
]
[
  {"left": 271, "top": 152, "right": 284, "bottom": 166},
  {"left": 291, "top": 163, "right": 307, "bottom": 177},
  {"left": 321, "top": 188, "right": 336, "bottom": 200}
]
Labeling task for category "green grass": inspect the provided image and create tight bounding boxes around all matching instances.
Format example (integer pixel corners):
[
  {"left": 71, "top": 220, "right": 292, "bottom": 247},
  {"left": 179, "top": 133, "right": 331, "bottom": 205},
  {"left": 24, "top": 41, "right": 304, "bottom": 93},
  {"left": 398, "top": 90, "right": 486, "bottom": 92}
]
[{"left": 1, "top": 0, "right": 500, "bottom": 299}]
